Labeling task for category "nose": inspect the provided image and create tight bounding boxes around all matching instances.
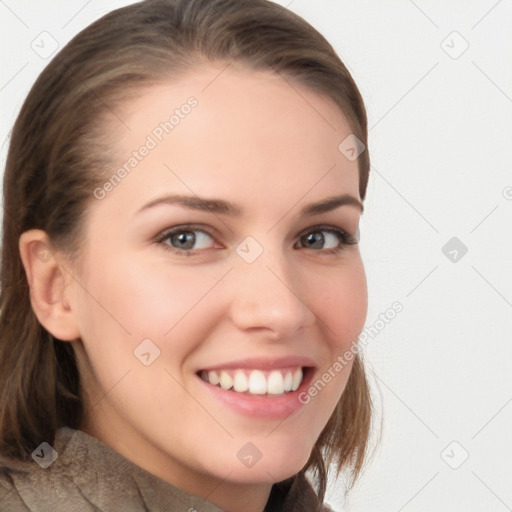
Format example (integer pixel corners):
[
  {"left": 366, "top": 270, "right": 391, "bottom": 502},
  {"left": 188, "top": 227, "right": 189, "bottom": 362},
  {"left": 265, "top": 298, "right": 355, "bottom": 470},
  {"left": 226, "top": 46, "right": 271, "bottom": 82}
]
[{"left": 228, "top": 245, "right": 316, "bottom": 340}]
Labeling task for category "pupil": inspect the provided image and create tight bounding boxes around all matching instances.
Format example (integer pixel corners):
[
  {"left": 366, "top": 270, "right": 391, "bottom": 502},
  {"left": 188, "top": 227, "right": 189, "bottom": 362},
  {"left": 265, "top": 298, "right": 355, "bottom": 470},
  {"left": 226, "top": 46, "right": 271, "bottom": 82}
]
[
  {"left": 174, "top": 232, "right": 194, "bottom": 249},
  {"left": 306, "top": 232, "right": 324, "bottom": 248}
]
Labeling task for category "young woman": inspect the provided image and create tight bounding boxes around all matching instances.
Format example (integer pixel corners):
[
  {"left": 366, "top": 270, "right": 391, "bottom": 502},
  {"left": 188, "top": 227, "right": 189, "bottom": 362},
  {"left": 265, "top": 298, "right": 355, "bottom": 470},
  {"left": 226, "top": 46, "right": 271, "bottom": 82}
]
[{"left": 0, "top": 1, "right": 372, "bottom": 510}]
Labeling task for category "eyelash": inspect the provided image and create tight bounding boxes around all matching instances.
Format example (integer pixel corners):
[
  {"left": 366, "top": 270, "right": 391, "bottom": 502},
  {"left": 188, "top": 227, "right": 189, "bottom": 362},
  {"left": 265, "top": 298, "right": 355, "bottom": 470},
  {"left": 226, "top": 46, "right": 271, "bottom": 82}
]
[{"left": 154, "top": 224, "right": 358, "bottom": 258}]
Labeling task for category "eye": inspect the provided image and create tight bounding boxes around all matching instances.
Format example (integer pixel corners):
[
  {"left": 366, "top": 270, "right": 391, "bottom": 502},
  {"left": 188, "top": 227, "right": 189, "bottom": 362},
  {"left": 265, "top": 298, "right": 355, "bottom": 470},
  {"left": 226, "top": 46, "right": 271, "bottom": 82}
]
[
  {"left": 154, "top": 224, "right": 358, "bottom": 257},
  {"left": 155, "top": 225, "right": 219, "bottom": 256},
  {"left": 296, "top": 225, "right": 358, "bottom": 254}
]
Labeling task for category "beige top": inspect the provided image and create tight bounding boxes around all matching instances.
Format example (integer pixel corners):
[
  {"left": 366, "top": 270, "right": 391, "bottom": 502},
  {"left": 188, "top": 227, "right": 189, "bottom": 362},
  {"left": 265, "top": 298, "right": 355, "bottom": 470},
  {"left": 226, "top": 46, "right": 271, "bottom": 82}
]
[{"left": 0, "top": 427, "right": 334, "bottom": 511}]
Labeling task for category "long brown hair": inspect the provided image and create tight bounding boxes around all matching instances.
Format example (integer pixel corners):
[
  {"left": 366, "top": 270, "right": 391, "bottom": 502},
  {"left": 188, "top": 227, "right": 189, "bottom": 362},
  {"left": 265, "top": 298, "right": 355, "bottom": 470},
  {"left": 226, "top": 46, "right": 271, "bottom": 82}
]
[{"left": 0, "top": 0, "right": 371, "bottom": 505}]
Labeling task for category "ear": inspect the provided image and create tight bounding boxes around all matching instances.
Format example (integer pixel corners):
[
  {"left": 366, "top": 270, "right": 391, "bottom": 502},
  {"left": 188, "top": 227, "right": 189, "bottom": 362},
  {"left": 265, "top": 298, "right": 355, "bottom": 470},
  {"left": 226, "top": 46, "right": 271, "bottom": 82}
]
[{"left": 18, "top": 229, "right": 81, "bottom": 341}]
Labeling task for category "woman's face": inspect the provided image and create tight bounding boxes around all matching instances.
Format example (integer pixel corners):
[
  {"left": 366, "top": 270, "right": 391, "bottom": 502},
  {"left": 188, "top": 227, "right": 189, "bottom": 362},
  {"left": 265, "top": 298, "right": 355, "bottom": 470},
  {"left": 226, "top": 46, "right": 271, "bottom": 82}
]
[{"left": 66, "top": 64, "right": 367, "bottom": 503}]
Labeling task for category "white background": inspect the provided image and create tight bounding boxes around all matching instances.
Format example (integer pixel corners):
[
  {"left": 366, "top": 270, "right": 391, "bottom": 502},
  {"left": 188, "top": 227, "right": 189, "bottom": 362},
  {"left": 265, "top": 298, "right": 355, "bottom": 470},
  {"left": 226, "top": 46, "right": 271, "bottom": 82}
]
[{"left": 1, "top": 1, "right": 511, "bottom": 511}]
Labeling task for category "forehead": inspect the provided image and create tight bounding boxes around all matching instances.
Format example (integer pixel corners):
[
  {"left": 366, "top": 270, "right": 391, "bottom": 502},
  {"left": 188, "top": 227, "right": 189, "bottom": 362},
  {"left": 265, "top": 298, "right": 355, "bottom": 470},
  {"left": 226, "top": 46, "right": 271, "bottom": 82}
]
[{"left": 96, "top": 64, "right": 360, "bottom": 216}]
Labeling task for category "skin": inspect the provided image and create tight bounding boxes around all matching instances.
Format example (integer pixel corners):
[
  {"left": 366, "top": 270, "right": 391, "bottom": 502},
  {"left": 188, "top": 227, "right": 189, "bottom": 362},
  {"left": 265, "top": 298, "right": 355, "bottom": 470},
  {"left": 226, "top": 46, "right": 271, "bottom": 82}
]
[{"left": 19, "top": 63, "right": 367, "bottom": 512}]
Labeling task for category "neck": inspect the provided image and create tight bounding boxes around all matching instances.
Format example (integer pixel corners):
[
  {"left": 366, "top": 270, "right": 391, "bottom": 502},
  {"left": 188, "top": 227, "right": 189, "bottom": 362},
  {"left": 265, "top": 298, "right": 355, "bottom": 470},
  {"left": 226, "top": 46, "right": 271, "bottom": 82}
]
[{"left": 79, "top": 414, "right": 273, "bottom": 512}]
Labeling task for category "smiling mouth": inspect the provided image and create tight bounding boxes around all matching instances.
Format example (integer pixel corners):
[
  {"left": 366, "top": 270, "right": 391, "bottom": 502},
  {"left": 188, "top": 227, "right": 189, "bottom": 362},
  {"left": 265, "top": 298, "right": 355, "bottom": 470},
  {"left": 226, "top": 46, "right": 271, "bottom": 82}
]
[{"left": 196, "top": 366, "right": 310, "bottom": 397}]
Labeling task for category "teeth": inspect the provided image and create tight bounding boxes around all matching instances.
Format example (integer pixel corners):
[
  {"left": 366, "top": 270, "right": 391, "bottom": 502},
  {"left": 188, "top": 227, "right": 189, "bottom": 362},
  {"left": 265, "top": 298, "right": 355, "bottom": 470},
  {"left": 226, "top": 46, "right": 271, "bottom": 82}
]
[
  {"left": 283, "top": 372, "right": 293, "bottom": 392},
  {"left": 233, "top": 370, "right": 249, "bottom": 392},
  {"left": 291, "top": 368, "right": 303, "bottom": 391},
  {"left": 267, "top": 370, "right": 284, "bottom": 395},
  {"left": 248, "top": 370, "right": 267, "bottom": 394},
  {"left": 202, "top": 366, "right": 305, "bottom": 395},
  {"left": 219, "top": 371, "right": 233, "bottom": 390},
  {"left": 208, "top": 370, "right": 220, "bottom": 386}
]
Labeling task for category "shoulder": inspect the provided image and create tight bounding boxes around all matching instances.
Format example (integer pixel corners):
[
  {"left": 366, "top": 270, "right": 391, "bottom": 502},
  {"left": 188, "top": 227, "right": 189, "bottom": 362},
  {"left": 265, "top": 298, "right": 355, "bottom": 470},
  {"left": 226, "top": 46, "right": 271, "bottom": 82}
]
[
  {"left": 0, "top": 467, "right": 30, "bottom": 510},
  {"left": 299, "top": 476, "right": 337, "bottom": 512},
  {"left": 268, "top": 471, "right": 337, "bottom": 512},
  {"left": 0, "top": 427, "right": 226, "bottom": 512},
  {"left": 0, "top": 451, "right": 79, "bottom": 511},
  {"left": 0, "top": 427, "right": 101, "bottom": 511}
]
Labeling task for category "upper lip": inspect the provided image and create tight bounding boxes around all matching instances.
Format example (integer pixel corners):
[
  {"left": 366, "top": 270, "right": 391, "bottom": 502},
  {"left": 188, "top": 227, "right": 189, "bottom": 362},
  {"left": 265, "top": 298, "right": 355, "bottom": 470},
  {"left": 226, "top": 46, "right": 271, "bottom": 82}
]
[{"left": 198, "top": 356, "right": 317, "bottom": 373}]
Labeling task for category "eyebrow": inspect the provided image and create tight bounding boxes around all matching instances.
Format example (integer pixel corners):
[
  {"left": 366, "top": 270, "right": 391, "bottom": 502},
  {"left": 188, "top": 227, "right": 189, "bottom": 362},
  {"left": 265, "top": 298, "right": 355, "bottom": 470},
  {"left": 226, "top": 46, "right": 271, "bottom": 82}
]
[{"left": 136, "top": 193, "right": 363, "bottom": 217}]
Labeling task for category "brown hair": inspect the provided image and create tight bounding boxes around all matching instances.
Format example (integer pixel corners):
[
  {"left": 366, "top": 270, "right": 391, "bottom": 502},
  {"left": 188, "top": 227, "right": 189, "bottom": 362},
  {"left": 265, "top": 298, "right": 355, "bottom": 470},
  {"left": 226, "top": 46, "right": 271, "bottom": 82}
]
[{"left": 0, "top": 0, "right": 371, "bottom": 506}]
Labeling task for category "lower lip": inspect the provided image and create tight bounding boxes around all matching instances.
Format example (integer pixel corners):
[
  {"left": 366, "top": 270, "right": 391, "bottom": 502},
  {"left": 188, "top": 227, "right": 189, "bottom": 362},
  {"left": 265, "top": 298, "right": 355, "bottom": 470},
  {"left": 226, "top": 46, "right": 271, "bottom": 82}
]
[{"left": 196, "top": 368, "right": 315, "bottom": 420}]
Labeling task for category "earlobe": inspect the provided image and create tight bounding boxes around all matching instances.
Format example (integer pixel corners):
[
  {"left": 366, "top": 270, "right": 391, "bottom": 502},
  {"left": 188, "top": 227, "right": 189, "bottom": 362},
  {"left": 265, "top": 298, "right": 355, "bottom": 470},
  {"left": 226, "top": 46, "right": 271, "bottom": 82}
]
[{"left": 18, "top": 229, "right": 81, "bottom": 341}]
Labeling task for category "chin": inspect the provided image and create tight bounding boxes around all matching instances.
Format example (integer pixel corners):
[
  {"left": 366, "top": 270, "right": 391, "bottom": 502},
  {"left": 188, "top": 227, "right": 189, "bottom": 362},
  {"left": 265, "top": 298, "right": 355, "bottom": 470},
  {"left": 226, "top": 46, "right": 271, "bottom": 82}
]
[{"left": 219, "top": 445, "right": 312, "bottom": 484}]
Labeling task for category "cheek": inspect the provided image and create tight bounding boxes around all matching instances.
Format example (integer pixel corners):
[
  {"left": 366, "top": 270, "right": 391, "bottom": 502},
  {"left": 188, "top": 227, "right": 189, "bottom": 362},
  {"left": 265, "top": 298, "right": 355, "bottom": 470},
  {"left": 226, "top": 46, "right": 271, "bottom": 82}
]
[
  {"left": 292, "top": 257, "right": 366, "bottom": 429},
  {"left": 75, "top": 253, "right": 229, "bottom": 365},
  {"left": 313, "top": 258, "right": 368, "bottom": 350},
  {"left": 120, "top": 261, "right": 231, "bottom": 343}
]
